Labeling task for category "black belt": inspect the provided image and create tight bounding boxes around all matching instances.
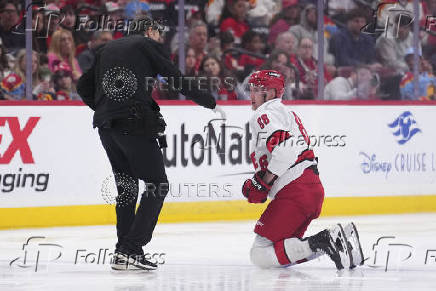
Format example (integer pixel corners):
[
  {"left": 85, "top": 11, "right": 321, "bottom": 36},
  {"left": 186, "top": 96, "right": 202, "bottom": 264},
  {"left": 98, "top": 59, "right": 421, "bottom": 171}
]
[{"left": 105, "top": 118, "right": 168, "bottom": 149}]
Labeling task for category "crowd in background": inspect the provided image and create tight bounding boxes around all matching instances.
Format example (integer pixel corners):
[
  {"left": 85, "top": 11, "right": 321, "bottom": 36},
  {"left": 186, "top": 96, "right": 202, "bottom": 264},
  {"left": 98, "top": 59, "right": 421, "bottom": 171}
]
[{"left": 0, "top": 0, "right": 435, "bottom": 101}]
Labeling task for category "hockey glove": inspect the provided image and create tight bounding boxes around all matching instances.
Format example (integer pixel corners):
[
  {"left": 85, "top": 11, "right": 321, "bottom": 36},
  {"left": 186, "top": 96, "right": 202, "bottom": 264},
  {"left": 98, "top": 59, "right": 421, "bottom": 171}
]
[{"left": 242, "top": 170, "right": 273, "bottom": 203}]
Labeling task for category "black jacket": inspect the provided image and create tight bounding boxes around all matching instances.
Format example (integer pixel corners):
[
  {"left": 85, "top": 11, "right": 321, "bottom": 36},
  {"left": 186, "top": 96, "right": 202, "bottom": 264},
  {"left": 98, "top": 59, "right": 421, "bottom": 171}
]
[{"left": 77, "top": 35, "right": 216, "bottom": 128}]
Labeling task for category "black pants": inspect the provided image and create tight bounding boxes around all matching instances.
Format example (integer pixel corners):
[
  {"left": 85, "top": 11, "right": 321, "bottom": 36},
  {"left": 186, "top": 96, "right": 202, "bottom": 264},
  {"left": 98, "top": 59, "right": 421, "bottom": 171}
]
[{"left": 98, "top": 127, "right": 168, "bottom": 254}]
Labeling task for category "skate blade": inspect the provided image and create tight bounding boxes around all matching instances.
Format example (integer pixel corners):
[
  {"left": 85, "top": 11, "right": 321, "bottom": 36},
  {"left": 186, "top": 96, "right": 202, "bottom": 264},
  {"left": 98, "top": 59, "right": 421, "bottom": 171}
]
[
  {"left": 343, "top": 222, "right": 364, "bottom": 268},
  {"left": 333, "top": 223, "right": 352, "bottom": 270}
]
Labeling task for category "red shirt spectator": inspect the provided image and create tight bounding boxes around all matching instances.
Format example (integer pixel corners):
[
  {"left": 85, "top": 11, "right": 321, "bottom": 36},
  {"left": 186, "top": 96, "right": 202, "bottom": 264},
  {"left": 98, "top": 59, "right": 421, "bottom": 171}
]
[
  {"left": 220, "top": 0, "right": 249, "bottom": 43},
  {"left": 290, "top": 38, "right": 332, "bottom": 99}
]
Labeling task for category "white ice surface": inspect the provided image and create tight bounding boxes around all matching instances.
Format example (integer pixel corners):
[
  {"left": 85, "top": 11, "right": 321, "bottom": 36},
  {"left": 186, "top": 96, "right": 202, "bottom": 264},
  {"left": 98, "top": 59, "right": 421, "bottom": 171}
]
[{"left": 1, "top": 213, "right": 436, "bottom": 291}]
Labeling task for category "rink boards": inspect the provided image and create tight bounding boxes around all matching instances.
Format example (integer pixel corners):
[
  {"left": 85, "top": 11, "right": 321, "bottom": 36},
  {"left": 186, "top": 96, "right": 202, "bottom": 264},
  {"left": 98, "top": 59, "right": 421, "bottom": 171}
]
[{"left": 0, "top": 101, "right": 436, "bottom": 228}]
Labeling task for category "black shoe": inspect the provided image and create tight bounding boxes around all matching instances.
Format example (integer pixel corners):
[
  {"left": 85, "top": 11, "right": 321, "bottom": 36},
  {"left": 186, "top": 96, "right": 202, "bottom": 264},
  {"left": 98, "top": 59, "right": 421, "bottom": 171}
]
[
  {"left": 308, "top": 224, "right": 351, "bottom": 270},
  {"left": 111, "top": 251, "right": 133, "bottom": 271},
  {"left": 111, "top": 251, "right": 158, "bottom": 271}
]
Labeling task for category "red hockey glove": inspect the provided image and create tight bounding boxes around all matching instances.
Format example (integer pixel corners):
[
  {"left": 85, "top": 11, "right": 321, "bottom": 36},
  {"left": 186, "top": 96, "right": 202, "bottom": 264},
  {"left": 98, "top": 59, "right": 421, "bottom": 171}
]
[{"left": 242, "top": 170, "right": 273, "bottom": 203}]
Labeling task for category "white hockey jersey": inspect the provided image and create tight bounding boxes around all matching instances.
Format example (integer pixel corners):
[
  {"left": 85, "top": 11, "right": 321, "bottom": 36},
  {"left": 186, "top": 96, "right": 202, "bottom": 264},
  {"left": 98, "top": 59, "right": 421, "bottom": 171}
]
[{"left": 248, "top": 99, "right": 317, "bottom": 198}]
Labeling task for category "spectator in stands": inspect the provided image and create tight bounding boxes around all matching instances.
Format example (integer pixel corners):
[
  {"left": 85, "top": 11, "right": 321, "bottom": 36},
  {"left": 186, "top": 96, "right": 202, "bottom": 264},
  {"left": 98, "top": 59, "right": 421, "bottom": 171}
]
[
  {"left": 105, "top": 2, "right": 127, "bottom": 40},
  {"left": 289, "top": 3, "right": 335, "bottom": 66},
  {"left": 290, "top": 37, "right": 332, "bottom": 99},
  {"left": 400, "top": 48, "right": 436, "bottom": 100},
  {"left": 43, "top": 3, "right": 61, "bottom": 41},
  {"left": 32, "top": 6, "right": 48, "bottom": 54},
  {"left": 48, "top": 29, "right": 82, "bottom": 83},
  {"left": 60, "top": 4, "right": 91, "bottom": 46},
  {"left": 324, "top": 65, "right": 378, "bottom": 100},
  {"left": 1, "top": 49, "right": 41, "bottom": 100},
  {"left": 220, "top": 29, "right": 236, "bottom": 56},
  {"left": 0, "top": 38, "right": 10, "bottom": 79},
  {"left": 261, "top": 49, "right": 290, "bottom": 71},
  {"left": 268, "top": 0, "right": 300, "bottom": 45},
  {"left": 124, "top": 0, "right": 149, "bottom": 19},
  {"left": 173, "top": 46, "right": 198, "bottom": 76},
  {"left": 238, "top": 30, "right": 265, "bottom": 70},
  {"left": 262, "top": 49, "right": 298, "bottom": 99},
  {"left": 326, "top": 0, "right": 358, "bottom": 23},
  {"left": 155, "top": 46, "right": 200, "bottom": 100},
  {"left": 238, "top": 49, "right": 296, "bottom": 99},
  {"left": 220, "top": 0, "right": 249, "bottom": 44},
  {"left": 273, "top": 31, "right": 297, "bottom": 57},
  {"left": 33, "top": 66, "right": 55, "bottom": 100},
  {"left": 221, "top": 30, "right": 244, "bottom": 73},
  {"left": 51, "top": 60, "right": 80, "bottom": 100},
  {"left": 187, "top": 20, "right": 209, "bottom": 73},
  {"left": 77, "top": 31, "right": 113, "bottom": 73},
  {"left": 206, "top": 0, "right": 224, "bottom": 27},
  {"left": 183, "top": 47, "right": 198, "bottom": 76},
  {"left": 0, "top": 1, "right": 25, "bottom": 54},
  {"left": 376, "top": 14, "right": 420, "bottom": 75},
  {"left": 199, "top": 54, "right": 237, "bottom": 100},
  {"left": 1, "top": 70, "right": 24, "bottom": 100},
  {"left": 59, "top": 5, "right": 77, "bottom": 33},
  {"left": 330, "top": 10, "right": 380, "bottom": 69},
  {"left": 422, "top": 0, "right": 436, "bottom": 69},
  {"left": 246, "top": 0, "right": 277, "bottom": 27}
]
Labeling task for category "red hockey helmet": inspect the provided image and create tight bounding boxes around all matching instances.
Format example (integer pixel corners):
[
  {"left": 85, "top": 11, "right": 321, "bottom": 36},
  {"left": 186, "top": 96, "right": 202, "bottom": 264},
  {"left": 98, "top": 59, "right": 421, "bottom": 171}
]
[{"left": 248, "top": 70, "right": 285, "bottom": 98}]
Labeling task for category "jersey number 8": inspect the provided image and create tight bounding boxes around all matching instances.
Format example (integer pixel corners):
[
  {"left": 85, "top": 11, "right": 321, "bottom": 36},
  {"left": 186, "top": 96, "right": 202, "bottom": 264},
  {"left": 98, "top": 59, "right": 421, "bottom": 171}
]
[{"left": 257, "top": 114, "right": 270, "bottom": 129}]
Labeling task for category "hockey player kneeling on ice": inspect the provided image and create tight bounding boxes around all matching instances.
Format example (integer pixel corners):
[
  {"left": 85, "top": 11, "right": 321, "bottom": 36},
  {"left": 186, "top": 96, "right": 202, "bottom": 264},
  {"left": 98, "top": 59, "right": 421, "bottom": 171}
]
[{"left": 242, "top": 70, "right": 364, "bottom": 270}]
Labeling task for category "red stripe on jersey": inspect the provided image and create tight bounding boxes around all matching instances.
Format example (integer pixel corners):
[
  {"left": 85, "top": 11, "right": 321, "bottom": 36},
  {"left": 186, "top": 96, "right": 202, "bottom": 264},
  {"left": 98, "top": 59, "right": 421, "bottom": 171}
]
[
  {"left": 291, "top": 149, "right": 315, "bottom": 168},
  {"left": 274, "top": 240, "right": 292, "bottom": 265},
  {"left": 266, "top": 130, "right": 291, "bottom": 153}
]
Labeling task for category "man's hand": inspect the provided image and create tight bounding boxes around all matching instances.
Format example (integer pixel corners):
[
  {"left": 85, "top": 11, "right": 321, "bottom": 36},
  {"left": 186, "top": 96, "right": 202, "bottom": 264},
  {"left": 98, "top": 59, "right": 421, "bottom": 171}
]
[
  {"left": 213, "top": 105, "right": 227, "bottom": 121},
  {"left": 242, "top": 170, "right": 275, "bottom": 203}
]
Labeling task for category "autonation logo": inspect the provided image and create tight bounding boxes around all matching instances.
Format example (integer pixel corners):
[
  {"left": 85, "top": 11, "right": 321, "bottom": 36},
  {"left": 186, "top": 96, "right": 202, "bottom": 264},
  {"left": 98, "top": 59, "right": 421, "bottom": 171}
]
[{"left": 387, "top": 111, "right": 421, "bottom": 145}]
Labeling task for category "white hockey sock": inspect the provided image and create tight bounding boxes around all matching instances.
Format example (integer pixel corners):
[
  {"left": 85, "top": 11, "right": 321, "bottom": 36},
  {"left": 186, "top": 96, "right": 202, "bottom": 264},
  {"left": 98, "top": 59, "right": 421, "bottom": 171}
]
[{"left": 274, "top": 237, "right": 317, "bottom": 265}]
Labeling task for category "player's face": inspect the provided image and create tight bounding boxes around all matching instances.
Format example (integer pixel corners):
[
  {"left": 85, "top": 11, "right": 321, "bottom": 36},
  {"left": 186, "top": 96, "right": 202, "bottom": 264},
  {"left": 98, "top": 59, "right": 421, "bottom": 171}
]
[{"left": 249, "top": 86, "right": 274, "bottom": 110}]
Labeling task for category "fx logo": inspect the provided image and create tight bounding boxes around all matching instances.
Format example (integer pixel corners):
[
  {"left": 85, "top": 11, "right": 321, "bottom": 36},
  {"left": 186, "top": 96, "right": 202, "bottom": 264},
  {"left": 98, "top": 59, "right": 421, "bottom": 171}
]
[
  {"left": 0, "top": 117, "right": 40, "bottom": 164},
  {"left": 9, "top": 236, "right": 63, "bottom": 272},
  {"left": 361, "top": 1, "right": 415, "bottom": 38}
]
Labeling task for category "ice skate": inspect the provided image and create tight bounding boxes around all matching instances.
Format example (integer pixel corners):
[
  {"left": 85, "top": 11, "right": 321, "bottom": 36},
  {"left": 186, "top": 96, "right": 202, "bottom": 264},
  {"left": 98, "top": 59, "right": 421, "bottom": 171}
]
[
  {"left": 343, "top": 222, "right": 364, "bottom": 268},
  {"left": 308, "top": 224, "right": 351, "bottom": 270}
]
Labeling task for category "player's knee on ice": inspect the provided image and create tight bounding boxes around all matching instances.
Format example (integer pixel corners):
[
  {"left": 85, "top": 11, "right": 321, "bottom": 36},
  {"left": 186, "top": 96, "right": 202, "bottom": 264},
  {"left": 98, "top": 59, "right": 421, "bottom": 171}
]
[{"left": 250, "top": 235, "right": 280, "bottom": 268}]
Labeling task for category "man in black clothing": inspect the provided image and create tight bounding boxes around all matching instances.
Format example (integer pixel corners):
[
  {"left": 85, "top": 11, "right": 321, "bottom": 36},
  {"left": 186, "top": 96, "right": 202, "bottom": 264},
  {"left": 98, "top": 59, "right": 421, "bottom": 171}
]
[
  {"left": 0, "top": 1, "right": 25, "bottom": 54},
  {"left": 77, "top": 19, "right": 225, "bottom": 271}
]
